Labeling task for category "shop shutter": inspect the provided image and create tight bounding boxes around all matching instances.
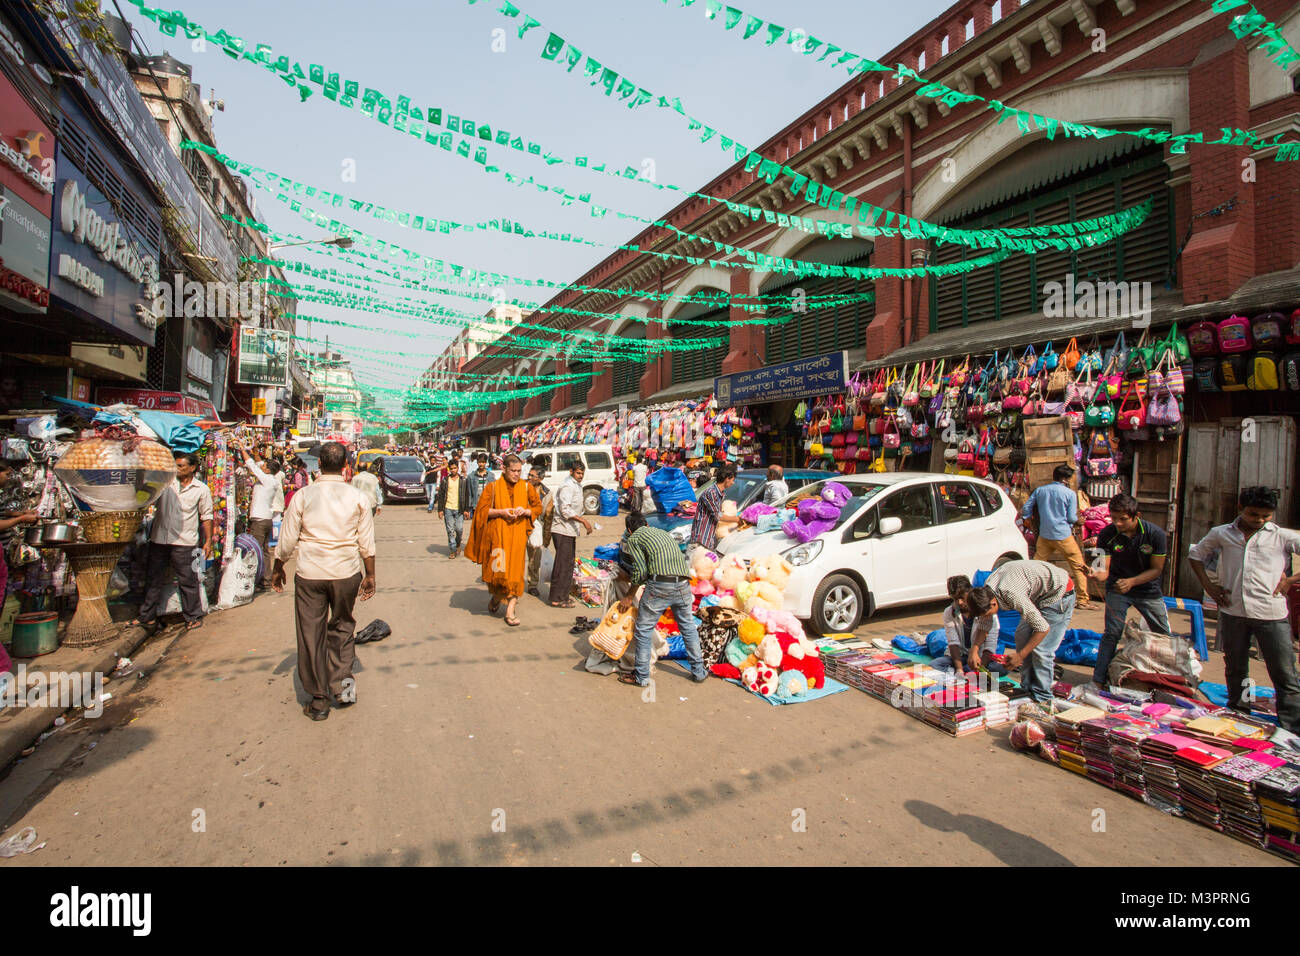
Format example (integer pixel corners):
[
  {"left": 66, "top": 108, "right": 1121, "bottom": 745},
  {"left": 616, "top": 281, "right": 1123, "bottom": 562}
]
[
  {"left": 995, "top": 212, "right": 1033, "bottom": 317},
  {"left": 931, "top": 240, "right": 967, "bottom": 331},
  {"left": 1071, "top": 179, "right": 1120, "bottom": 285},
  {"left": 672, "top": 309, "right": 728, "bottom": 385},
  {"left": 1030, "top": 199, "right": 1071, "bottom": 312}
]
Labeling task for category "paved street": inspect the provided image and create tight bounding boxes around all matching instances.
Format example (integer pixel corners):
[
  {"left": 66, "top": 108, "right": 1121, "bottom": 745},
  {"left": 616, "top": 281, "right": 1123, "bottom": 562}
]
[{"left": 0, "top": 506, "right": 1286, "bottom": 867}]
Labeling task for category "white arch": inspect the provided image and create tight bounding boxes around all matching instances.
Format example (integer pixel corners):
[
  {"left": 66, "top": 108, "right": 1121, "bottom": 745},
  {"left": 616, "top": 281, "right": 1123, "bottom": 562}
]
[
  {"left": 662, "top": 264, "right": 731, "bottom": 321},
  {"left": 913, "top": 71, "right": 1189, "bottom": 220},
  {"left": 606, "top": 301, "right": 650, "bottom": 339}
]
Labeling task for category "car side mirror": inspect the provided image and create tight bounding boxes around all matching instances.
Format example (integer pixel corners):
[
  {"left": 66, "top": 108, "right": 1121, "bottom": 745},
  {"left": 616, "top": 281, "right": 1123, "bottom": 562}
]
[{"left": 879, "top": 516, "right": 903, "bottom": 537}]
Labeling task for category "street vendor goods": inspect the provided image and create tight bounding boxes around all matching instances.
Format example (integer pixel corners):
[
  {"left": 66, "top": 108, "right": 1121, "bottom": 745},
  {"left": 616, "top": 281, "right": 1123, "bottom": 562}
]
[{"left": 54, "top": 437, "right": 176, "bottom": 512}]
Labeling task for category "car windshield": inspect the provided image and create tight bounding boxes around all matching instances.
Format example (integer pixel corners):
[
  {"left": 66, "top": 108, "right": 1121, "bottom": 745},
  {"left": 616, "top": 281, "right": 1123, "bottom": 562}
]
[
  {"left": 384, "top": 457, "right": 423, "bottom": 477},
  {"left": 783, "top": 480, "right": 889, "bottom": 528},
  {"left": 724, "top": 476, "right": 762, "bottom": 506}
]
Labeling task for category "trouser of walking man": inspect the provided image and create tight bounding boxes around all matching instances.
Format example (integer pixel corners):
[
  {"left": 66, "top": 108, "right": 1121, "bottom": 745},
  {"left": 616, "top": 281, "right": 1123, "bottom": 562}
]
[
  {"left": 630, "top": 485, "right": 644, "bottom": 515},
  {"left": 444, "top": 511, "right": 464, "bottom": 554},
  {"left": 526, "top": 542, "right": 542, "bottom": 591},
  {"left": 549, "top": 532, "right": 576, "bottom": 605},
  {"left": 248, "top": 518, "right": 273, "bottom": 585},
  {"left": 425, "top": 484, "right": 437, "bottom": 511},
  {"left": 294, "top": 572, "right": 362, "bottom": 705},
  {"left": 1013, "top": 590, "right": 1076, "bottom": 702},
  {"left": 1094, "top": 590, "right": 1171, "bottom": 684},
  {"left": 1033, "top": 535, "right": 1091, "bottom": 605},
  {"left": 1220, "top": 613, "right": 1300, "bottom": 733},
  {"left": 632, "top": 579, "right": 706, "bottom": 685},
  {"left": 139, "top": 543, "right": 205, "bottom": 623}
]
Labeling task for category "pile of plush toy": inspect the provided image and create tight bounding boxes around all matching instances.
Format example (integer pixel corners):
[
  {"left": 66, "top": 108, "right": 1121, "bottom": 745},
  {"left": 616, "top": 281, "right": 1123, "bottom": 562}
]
[{"left": 677, "top": 550, "right": 826, "bottom": 702}]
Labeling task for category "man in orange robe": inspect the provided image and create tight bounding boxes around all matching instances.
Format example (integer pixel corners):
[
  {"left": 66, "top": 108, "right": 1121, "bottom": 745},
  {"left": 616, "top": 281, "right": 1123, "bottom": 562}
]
[{"left": 464, "top": 454, "right": 542, "bottom": 627}]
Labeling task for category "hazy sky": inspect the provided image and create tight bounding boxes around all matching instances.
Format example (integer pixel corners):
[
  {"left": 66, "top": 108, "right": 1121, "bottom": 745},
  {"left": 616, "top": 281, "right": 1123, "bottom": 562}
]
[{"left": 124, "top": 0, "right": 958, "bottom": 414}]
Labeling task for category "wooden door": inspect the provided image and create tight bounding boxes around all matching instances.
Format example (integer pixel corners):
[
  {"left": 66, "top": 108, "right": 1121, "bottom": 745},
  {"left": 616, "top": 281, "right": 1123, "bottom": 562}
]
[
  {"left": 1177, "top": 421, "right": 1242, "bottom": 597},
  {"left": 1131, "top": 436, "right": 1184, "bottom": 594},
  {"left": 1237, "top": 416, "right": 1296, "bottom": 526}
]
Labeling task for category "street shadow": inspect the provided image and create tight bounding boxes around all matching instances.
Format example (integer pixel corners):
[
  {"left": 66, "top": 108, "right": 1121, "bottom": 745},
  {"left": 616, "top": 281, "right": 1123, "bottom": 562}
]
[{"left": 903, "top": 799, "right": 1076, "bottom": 866}]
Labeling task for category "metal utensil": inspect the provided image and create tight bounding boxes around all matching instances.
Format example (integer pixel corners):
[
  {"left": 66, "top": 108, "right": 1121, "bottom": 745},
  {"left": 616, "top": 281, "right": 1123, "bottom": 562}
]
[{"left": 41, "top": 523, "right": 76, "bottom": 544}]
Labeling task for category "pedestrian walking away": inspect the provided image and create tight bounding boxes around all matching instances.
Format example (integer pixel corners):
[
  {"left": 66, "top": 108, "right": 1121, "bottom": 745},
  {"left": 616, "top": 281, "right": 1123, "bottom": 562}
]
[
  {"left": 271, "top": 442, "right": 377, "bottom": 721},
  {"left": 1189, "top": 486, "right": 1300, "bottom": 733},
  {"left": 351, "top": 463, "right": 382, "bottom": 516},
  {"left": 1089, "top": 493, "right": 1171, "bottom": 687},
  {"left": 240, "top": 441, "right": 282, "bottom": 590},
  {"left": 616, "top": 511, "right": 707, "bottom": 687},
  {"left": 1022, "top": 464, "right": 1093, "bottom": 609},
  {"left": 464, "top": 454, "right": 542, "bottom": 627},
  {"left": 525, "top": 465, "right": 553, "bottom": 596},
  {"left": 549, "top": 460, "right": 594, "bottom": 609},
  {"left": 132, "top": 450, "right": 213, "bottom": 633}
]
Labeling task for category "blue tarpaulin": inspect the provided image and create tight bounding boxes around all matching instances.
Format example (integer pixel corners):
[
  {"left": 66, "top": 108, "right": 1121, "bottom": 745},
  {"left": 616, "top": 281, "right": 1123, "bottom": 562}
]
[{"left": 47, "top": 396, "right": 207, "bottom": 453}]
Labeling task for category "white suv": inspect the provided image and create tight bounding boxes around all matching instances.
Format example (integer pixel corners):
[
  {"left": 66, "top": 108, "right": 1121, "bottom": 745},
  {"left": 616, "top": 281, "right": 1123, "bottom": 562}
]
[
  {"left": 521, "top": 445, "right": 619, "bottom": 514},
  {"left": 718, "top": 473, "right": 1028, "bottom": 634}
]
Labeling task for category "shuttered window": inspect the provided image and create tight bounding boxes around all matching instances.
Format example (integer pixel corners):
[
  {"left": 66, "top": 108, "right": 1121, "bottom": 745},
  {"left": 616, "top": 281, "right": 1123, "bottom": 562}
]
[
  {"left": 763, "top": 253, "right": 876, "bottom": 363},
  {"left": 672, "top": 310, "right": 728, "bottom": 385},
  {"left": 569, "top": 361, "right": 591, "bottom": 406},
  {"left": 929, "top": 149, "right": 1173, "bottom": 331},
  {"left": 612, "top": 358, "right": 643, "bottom": 398}
]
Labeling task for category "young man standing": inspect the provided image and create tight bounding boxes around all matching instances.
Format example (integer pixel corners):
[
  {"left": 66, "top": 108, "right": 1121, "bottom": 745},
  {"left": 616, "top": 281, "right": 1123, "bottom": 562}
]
[
  {"left": 1189, "top": 486, "right": 1300, "bottom": 733},
  {"left": 525, "top": 465, "right": 553, "bottom": 596},
  {"left": 135, "top": 451, "right": 214, "bottom": 632},
  {"left": 241, "top": 442, "right": 282, "bottom": 563},
  {"left": 272, "top": 442, "right": 377, "bottom": 721},
  {"left": 465, "top": 454, "right": 493, "bottom": 518},
  {"left": 1090, "top": 493, "right": 1171, "bottom": 686},
  {"left": 436, "top": 462, "right": 472, "bottom": 558},
  {"left": 549, "top": 462, "right": 594, "bottom": 608},
  {"left": 423, "top": 458, "right": 442, "bottom": 513},
  {"left": 1021, "top": 464, "right": 1093, "bottom": 610},
  {"left": 690, "top": 463, "right": 739, "bottom": 559}
]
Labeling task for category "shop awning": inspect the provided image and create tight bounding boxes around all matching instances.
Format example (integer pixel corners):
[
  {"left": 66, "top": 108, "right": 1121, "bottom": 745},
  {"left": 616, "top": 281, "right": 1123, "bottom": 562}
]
[{"left": 860, "top": 265, "right": 1300, "bottom": 371}]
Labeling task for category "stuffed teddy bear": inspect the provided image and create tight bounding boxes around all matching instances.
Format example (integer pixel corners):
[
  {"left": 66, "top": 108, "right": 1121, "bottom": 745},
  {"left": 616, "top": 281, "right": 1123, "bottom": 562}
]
[
  {"left": 742, "top": 664, "right": 779, "bottom": 697},
  {"left": 724, "top": 637, "right": 751, "bottom": 667},
  {"left": 713, "top": 555, "right": 748, "bottom": 592},
  {"left": 735, "top": 580, "right": 757, "bottom": 608},
  {"left": 747, "top": 554, "right": 794, "bottom": 592},
  {"left": 690, "top": 578, "right": 715, "bottom": 598},
  {"left": 781, "top": 481, "right": 853, "bottom": 544},
  {"left": 756, "top": 634, "right": 783, "bottom": 668},
  {"left": 775, "top": 670, "right": 810, "bottom": 702},
  {"left": 710, "top": 662, "right": 742, "bottom": 680},
  {"left": 745, "top": 581, "right": 784, "bottom": 613},
  {"left": 691, "top": 550, "right": 720, "bottom": 582},
  {"left": 750, "top": 607, "right": 805, "bottom": 641}
]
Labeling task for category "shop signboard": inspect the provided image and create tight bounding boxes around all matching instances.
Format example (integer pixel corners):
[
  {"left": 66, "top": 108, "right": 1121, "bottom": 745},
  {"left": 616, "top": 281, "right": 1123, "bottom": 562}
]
[
  {"left": 49, "top": 112, "right": 161, "bottom": 347},
  {"left": 35, "top": 3, "right": 238, "bottom": 282},
  {"left": 96, "top": 386, "right": 216, "bottom": 419},
  {"left": 296, "top": 413, "right": 313, "bottom": 434},
  {"left": 250, "top": 396, "right": 267, "bottom": 415},
  {"left": 714, "top": 350, "right": 849, "bottom": 406},
  {"left": 0, "top": 70, "right": 53, "bottom": 313},
  {"left": 70, "top": 341, "right": 148, "bottom": 382},
  {"left": 237, "top": 326, "right": 291, "bottom": 387}
]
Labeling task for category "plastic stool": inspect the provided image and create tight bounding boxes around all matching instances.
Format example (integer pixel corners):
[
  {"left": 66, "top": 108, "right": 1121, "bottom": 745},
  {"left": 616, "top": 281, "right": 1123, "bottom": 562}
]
[{"left": 1164, "top": 597, "right": 1209, "bottom": 661}]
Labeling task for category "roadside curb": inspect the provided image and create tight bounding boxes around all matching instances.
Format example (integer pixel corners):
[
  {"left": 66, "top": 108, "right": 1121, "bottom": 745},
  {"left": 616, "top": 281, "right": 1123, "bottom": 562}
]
[{"left": 0, "top": 625, "right": 161, "bottom": 773}]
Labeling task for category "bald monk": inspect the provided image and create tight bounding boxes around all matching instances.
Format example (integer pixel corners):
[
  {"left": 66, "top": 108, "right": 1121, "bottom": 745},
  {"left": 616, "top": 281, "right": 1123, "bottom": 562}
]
[{"left": 464, "top": 453, "right": 542, "bottom": 627}]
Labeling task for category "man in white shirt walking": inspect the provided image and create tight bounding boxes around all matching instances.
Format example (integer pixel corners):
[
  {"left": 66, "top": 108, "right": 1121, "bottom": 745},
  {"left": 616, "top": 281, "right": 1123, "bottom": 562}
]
[
  {"left": 241, "top": 442, "right": 282, "bottom": 564},
  {"left": 631, "top": 457, "right": 649, "bottom": 516},
  {"left": 1189, "top": 486, "right": 1300, "bottom": 733},
  {"left": 272, "top": 442, "right": 377, "bottom": 721},
  {"left": 548, "top": 461, "right": 593, "bottom": 608},
  {"left": 351, "top": 462, "right": 382, "bottom": 516},
  {"left": 135, "top": 451, "right": 213, "bottom": 632}
]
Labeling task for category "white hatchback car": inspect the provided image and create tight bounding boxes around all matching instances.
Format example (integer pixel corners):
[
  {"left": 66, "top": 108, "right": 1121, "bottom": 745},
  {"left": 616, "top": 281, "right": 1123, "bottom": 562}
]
[{"left": 717, "top": 473, "right": 1029, "bottom": 634}]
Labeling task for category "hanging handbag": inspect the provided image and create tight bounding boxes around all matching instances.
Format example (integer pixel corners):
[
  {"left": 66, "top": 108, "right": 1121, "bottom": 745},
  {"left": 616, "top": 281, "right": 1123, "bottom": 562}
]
[
  {"left": 1085, "top": 435, "right": 1118, "bottom": 477},
  {"left": 1062, "top": 337, "right": 1082, "bottom": 372},
  {"left": 903, "top": 363, "right": 923, "bottom": 407},
  {"left": 1099, "top": 349, "right": 1123, "bottom": 399},
  {"left": 882, "top": 416, "right": 902, "bottom": 450},
  {"left": 1084, "top": 389, "right": 1115, "bottom": 427},
  {"left": 1146, "top": 383, "right": 1182, "bottom": 427},
  {"left": 1040, "top": 341, "right": 1059, "bottom": 373},
  {"left": 920, "top": 359, "right": 944, "bottom": 399},
  {"left": 1116, "top": 385, "right": 1147, "bottom": 431},
  {"left": 949, "top": 356, "right": 971, "bottom": 389},
  {"left": 1066, "top": 363, "right": 1096, "bottom": 406}
]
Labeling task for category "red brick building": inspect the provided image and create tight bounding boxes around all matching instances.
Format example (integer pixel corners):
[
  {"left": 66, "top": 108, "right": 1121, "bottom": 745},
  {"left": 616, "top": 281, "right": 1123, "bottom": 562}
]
[{"left": 450, "top": 0, "right": 1299, "bottom": 445}]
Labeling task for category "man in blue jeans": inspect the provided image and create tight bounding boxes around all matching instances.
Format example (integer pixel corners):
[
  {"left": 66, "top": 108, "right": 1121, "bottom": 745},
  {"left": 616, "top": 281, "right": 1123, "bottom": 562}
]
[
  {"left": 1089, "top": 493, "right": 1171, "bottom": 686},
  {"left": 615, "top": 512, "right": 707, "bottom": 687},
  {"left": 1189, "top": 486, "right": 1300, "bottom": 733},
  {"left": 970, "top": 560, "right": 1076, "bottom": 703}
]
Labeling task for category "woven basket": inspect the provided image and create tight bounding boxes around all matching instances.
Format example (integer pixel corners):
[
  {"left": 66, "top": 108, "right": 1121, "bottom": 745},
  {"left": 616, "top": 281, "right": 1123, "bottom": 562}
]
[{"left": 77, "top": 510, "right": 144, "bottom": 544}]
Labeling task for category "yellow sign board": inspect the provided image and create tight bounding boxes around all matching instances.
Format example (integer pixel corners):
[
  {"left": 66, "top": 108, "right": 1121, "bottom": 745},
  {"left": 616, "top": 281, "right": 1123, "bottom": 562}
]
[{"left": 250, "top": 397, "right": 267, "bottom": 415}]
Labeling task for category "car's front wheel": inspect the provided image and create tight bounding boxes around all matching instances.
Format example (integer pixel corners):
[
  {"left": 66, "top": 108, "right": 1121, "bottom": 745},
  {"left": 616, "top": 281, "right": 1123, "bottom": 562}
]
[
  {"left": 811, "top": 574, "right": 864, "bottom": 635},
  {"left": 583, "top": 487, "right": 602, "bottom": 515}
]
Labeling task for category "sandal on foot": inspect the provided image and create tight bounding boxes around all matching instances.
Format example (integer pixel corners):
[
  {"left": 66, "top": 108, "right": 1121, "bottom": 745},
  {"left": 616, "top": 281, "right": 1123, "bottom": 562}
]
[
  {"left": 617, "top": 673, "right": 644, "bottom": 686},
  {"left": 505, "top": 616, "right": 521, "bottom": 627},
  {"left": 488, "top": 598, "right": 502, "bottom": 614},
  {"left": 551, "top": 600, "right": 576, "bottom": 609},
  {"left": 185, "top": 619, "right": 203, "bottom": 631}
]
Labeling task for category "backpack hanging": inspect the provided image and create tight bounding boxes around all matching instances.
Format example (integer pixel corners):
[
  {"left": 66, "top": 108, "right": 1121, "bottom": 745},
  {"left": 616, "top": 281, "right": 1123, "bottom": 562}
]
[
  {"left": 1217, "top": 315, "right": 1253, "bottom": 353},
  {"left": 1193, "top": 357, "right": 1221, "bottom": 392},
  {"left": 1219, "top": 353, "right": 1249, "bottom": 391},
  {"left": 1252, "top": 313, "right": 1286, "bottom": 350},
  {"left": 1187, "top": 321, "right": 1219, "bottom": 357},
  {"left": 1288, "top": 308, "right": 1300, "bottom": 346},
  {"left": 1248, "top": 351, "right": 1280, "bottom": 391},
  {"left": 1281, "top": 351, "right": 1300, "bottom": 391}
]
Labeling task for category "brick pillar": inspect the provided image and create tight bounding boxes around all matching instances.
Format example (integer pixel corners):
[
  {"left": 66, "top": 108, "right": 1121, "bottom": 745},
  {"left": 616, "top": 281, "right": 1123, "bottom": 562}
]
[
  {"left": 1181, "top": 37, "right": 1255, "bottom": 303},
  {"left": 1256, "top": 156, "right": 1300, "bottom": 274},
  {"left": 722, "top": 271, "right": 764, "bottom": 375},
  {"left": 866, "top": 234, "right": 905, "bottom": 359},
  {"left": 972, "top": 2, "right": 993, "bottom": 35},
  {"left": 640, "top": 305, "right": 664, "bottom": 400},
  {"left": 587, "top": 361, "right": 613, "bottom": 408}
]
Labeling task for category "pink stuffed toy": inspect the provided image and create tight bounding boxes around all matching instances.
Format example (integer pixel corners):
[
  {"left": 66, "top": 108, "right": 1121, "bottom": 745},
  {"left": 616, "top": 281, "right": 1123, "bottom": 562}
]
[
  {"left": 750, "top": 606, "right": 805, "bottom": 641},
  {"left": 742, "top": 664, "right": 779, "bottom": 697},
  {"left": 781, "top": 481, "right": 853, "bottom": 544}
]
